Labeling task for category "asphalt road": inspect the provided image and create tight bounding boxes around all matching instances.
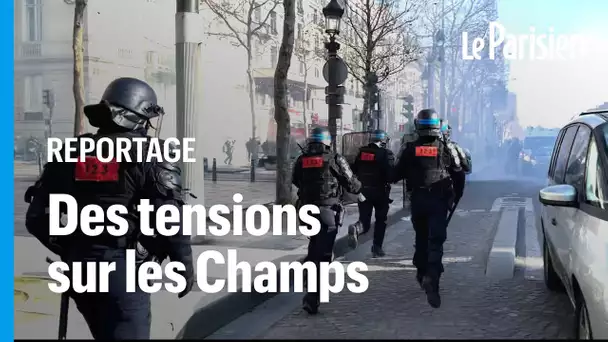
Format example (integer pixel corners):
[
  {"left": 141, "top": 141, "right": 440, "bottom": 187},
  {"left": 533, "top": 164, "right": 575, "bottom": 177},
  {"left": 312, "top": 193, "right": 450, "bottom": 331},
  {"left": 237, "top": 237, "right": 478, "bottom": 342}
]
[{"left": 208, "top": 177, "right": 575, "bottom": 339}]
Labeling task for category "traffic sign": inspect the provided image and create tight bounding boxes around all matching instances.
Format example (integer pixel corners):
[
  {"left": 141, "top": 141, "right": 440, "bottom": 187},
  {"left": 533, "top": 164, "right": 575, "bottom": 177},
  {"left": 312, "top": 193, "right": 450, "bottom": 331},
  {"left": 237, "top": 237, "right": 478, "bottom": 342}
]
[{"left": 322, "top": 57, "right": 348, "bottom": 85}]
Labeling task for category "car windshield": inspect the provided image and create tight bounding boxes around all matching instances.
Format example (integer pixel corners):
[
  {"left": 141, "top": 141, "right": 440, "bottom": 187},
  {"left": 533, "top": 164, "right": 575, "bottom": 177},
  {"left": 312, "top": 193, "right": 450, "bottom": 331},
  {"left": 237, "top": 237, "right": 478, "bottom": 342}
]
[{"left": 523, "top": 136, "right": 557, "bottom": 156}]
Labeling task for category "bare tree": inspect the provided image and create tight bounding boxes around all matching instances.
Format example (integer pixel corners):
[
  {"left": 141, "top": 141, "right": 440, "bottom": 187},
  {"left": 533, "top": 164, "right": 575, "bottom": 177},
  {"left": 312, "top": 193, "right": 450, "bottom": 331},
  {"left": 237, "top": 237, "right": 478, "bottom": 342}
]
[
  {"left": 72, "top": 0, "right": 87, "bottom": 136},
  {"left": 419, "top": 0, "right": 497, "bottom": 120},
  {"left": 294, "top": 22, "right": 324, "bottom": 138},
  {"left": 202, "top": 0, "right": 281, "bottom": 162},
  {"left": 274, "top": 0, "right": 296, "bottom": 204},
  {"left": 341, "top": 0, "right": 421, "bottom": 124}
]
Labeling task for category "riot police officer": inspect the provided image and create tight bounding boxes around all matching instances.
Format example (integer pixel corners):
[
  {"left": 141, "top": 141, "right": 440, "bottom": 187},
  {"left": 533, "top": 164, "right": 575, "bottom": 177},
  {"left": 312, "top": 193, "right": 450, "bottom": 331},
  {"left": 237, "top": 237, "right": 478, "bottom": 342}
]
[
  {"left": 392, "top": 109, "right": 465, "bottom": 309},
  {"left": 292, "top": 127, "right": 362, "bottom": 315},
  {"left": 440, "top": 119, "right": 472, "bottom": 174},
  {"left": 348, "top": 129, "right": 395, "bottom": 257},
  {"left": 24, "top": 77, "right": 195, "bottom": 339}
]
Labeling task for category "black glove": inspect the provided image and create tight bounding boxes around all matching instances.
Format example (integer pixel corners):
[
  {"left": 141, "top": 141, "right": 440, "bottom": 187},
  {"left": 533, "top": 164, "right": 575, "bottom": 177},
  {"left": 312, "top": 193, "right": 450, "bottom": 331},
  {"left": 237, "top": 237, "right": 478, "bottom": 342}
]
[{"left": 178, "top": 261, "right": 195, "bottom": 298}]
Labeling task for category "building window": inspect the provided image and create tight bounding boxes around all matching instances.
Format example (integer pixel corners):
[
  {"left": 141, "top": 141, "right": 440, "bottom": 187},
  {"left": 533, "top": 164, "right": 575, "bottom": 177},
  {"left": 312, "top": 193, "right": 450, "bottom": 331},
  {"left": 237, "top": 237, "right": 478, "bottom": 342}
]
[
  {"left": 118, "top": 48, "right": 133, "bottom": 59},
  {"left": 299, "top": 62, "right": 305, "bottom": 75},
  {"left": 25, "top": 0, "right": 42, "bottom": 42},
  {"left": 23, "top": 75, "right": 43, "bottom": 114},
  {"left": 254, "top": 4, "right": 261, "bottom": 23},
  {"left": 270, "top": 11, "right": 277, "bottom": 34},
  {"left": 270, "top": 46, "right": 277, "bottom": 66},
  {"left": 314, "top": 68, "right": 319, "bottom": 78},
  {"left": 312, "top": 9, "right": 318, "bottom": 24}
]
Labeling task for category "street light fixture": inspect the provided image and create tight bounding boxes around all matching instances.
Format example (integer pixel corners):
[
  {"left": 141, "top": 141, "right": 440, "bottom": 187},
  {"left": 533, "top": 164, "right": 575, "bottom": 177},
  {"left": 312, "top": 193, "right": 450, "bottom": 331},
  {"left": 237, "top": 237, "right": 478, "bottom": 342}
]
[
  {"left": 322, "top": 0, "right": 347, "bottom": 152},
  {"left": 322, "top": 0, "right": 344, "bottom": 37}
]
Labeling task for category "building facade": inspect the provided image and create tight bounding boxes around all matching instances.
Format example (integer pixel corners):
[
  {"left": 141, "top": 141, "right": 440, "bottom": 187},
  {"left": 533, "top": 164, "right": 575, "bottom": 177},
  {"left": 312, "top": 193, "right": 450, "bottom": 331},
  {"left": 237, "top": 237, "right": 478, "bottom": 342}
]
[
  {"left": 14, "top": 0, "right": 177, "bottom": 158},
  {"left": 14, "top": 0, "right": 367, "bottom": 164}
]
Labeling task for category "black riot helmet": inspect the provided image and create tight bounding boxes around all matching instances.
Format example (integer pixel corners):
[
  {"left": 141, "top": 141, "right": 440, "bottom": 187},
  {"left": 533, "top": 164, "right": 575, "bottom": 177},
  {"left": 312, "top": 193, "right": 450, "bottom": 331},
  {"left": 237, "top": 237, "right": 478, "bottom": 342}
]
[
  {"left": 370, "top": 129, "right": 389, "bottom": 147},
  {"left": 414, "top": 108, "right": 441, "bottom": 137},
  {"left": 440, "top": 119, "right": 452, "bottom": 141},
  {"left": 84, "top": 77, "right": 165, "bottom": 131},
  {"left": 308, "top": 127, "right": 332, "bottom": 147}
]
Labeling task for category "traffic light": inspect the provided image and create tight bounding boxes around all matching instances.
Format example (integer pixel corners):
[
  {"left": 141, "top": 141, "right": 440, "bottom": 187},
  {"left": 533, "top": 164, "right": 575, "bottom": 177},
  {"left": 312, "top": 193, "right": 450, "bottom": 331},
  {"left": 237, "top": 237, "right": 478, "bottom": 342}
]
[
  {"left": 42, "top": 89, "right": 54, "bottom": 108},
  {"left": 42, "top": 90, "right": 50, "bottom": 106},
  {"left": 370, "top": 89, "right": 379, "bottom": 107},
  {"left": 402, "top": 94, "right": 414, "bottom": 119}
]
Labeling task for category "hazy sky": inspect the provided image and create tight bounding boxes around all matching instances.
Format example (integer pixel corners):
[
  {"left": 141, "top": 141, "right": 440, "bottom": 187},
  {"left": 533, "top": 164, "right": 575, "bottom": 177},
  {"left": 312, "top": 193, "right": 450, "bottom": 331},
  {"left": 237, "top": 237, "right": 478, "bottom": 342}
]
[{"left": 497, "top": 0, "right": 608, "bottom": 128}]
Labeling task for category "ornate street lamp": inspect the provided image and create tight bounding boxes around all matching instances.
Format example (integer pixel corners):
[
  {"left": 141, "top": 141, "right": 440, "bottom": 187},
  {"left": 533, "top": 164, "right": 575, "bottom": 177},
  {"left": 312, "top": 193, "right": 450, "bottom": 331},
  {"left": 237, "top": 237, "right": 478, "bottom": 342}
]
[
  {"left": 322, "top": 0, "right": 344, "bottom": 37},
  {"left": 322, "top": 0, "right": 347, "bottom": 151}
]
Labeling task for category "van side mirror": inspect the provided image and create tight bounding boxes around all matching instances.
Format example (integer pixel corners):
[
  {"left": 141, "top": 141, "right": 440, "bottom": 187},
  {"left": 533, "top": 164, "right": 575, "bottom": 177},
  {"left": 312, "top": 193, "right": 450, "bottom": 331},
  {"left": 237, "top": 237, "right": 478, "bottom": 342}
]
[{"left": 539, "top": 184, "right": 578, "bottom": 207}]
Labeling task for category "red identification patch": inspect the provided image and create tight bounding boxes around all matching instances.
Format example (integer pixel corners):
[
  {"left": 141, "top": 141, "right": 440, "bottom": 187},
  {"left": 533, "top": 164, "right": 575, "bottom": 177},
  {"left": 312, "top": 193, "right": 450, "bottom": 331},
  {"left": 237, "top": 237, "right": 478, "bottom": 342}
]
[
  {"left": 360, "top": 152, "right": 375, "bottom": 161},
  {"left": 302, "top": 156, "right": 323, "bottom": 168},
  {"left": 75, "top": 156, "right": 120, "bottom": 182},
  {"left": 415, "top": 146, "right": 438, "bottom": 157}
]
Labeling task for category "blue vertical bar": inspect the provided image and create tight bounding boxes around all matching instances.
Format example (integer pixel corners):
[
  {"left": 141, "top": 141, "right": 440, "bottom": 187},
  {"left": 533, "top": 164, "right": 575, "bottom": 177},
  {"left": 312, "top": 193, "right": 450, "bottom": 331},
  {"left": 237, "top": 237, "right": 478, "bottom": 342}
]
[{"left": 3, "top": 0, "right": 15, "bottom": 339}]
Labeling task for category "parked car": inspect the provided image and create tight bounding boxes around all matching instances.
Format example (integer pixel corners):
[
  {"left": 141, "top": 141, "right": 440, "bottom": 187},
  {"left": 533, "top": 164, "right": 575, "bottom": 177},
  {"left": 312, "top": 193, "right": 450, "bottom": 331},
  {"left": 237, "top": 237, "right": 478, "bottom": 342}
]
[{"left": 538, "top": 109, "right": 608, "bottom": 339}]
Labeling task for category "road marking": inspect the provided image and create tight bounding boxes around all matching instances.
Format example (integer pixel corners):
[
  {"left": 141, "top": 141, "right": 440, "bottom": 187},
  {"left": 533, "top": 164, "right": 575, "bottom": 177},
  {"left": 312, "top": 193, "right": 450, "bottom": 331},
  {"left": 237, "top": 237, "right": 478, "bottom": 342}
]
[
  {"left": 491, "top": 197, "right": 534, "bottom": 212},
  {"left": 486, "top": 208, "right": 519, "bottom": 280},
  {"left": 524, "top": 209, "right": 543, "bottom": 281}
]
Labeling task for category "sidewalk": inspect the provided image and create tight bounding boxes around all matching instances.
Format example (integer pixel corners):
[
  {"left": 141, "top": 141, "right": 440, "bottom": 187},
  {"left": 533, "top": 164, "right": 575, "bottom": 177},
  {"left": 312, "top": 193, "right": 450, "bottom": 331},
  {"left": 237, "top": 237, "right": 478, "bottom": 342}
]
[
  {"left": 252, "top": 204, "right": 573, "bottom": 339},
  {"left": 14, "top": 161, "right": 276, "bottom": 206},
  {"left": 14, "top": 187, "right": 409, "bottom": 339}
]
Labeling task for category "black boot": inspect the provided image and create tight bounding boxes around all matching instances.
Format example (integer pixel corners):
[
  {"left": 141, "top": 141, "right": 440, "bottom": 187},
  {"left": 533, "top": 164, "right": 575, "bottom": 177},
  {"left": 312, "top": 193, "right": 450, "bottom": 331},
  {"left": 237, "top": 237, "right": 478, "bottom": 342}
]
[
  {"left": 302, "top": 293, "right": 320, "bottom": 315},
  {"left": 371, "top": 245, "right": 386, "bottom": 257},
  {"left": 422, "top": 276, "right": 441, "bottom": 308},
  {"left": 416, "top": 272, "right": 424, "bottom": 289}
]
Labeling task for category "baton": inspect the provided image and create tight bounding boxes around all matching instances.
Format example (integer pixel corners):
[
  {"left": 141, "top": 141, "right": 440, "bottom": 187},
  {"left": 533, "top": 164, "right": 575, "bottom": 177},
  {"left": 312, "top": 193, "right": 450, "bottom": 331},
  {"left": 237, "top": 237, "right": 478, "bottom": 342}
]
[
  {"left": 46, "top": 257, "right": 69, "bottom": 340},
  {"left": 446, "top": 197, "right": 461, "bottom": 226}
]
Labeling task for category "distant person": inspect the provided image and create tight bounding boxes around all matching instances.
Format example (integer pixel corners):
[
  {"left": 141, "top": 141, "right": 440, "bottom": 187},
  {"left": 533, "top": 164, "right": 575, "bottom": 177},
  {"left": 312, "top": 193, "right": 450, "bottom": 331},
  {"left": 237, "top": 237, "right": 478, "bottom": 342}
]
[
  {"left": 348, "top": 129, "right": 395, "bottom": 257},
  {"left": 223, "top": 139, "right": 235, "bottom": 165},
  {"left": 246, "top": 138, "right": 253, "bottom": 161}
]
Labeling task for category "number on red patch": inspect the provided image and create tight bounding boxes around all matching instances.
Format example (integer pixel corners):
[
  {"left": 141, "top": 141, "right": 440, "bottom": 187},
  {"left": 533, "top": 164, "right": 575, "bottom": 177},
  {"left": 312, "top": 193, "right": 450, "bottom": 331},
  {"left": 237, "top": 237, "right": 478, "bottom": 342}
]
[
  {"left": 75, "top": 157, "right": 120, "bottom": 182},
  {"left": 302, "top": 156, "right": 323, "bottom": 168},
  {"left": 360, "top": 152, "right": 375, "bottom": 161},
  {"left": 415, "top": 146, "right": 438, "bottom": 157}
]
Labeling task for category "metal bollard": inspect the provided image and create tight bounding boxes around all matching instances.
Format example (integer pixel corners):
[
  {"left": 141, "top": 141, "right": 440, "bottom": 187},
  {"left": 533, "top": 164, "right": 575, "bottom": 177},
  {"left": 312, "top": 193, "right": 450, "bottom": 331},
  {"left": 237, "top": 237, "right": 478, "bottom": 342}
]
[
  {"left": 212, "top": 158, "right": 217, "bottom": 183},
  {"left": 250, "top": 158, "right": 256, "bottom": 182}
]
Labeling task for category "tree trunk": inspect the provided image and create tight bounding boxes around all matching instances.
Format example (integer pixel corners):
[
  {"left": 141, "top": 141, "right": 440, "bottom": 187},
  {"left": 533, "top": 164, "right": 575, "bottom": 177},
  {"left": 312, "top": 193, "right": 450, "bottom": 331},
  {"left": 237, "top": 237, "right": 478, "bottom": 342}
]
[
  {"left": 302, "top": 66, "right": 308, "bottom": 138},
  {"left": 246, "top": 62, "right": 257, "bottom": 163},
  {"left": 247, "top": 38, "right": 258, "bottom": 163},
  {"left": 274, "top": 0, "right": 295, "bottom": 205},
  {"left": 72, "top": 0, "right": 87, "bottom": 136}
]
